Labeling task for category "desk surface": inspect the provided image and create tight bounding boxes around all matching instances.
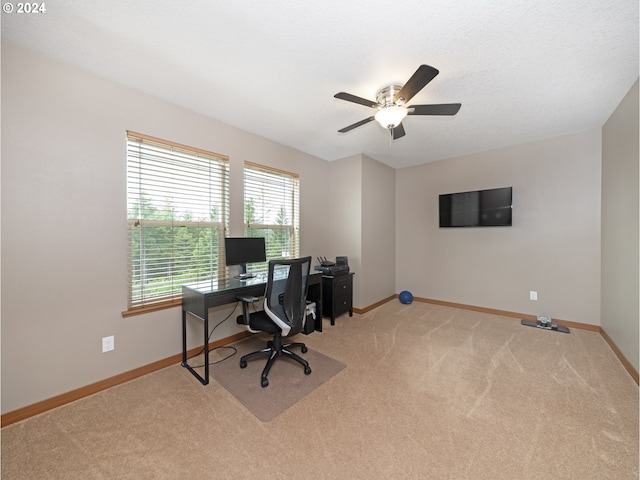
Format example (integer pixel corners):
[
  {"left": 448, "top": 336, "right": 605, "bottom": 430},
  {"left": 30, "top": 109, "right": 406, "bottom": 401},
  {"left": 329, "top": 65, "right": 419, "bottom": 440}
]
[
  {"left": 182, "top": 271, "right": 322, "bottom": 321},
  {"left": 183, "top": 270, "right": 322, "bottom": 297},
  {"left": 183, "top": 272, "right": 270, "bottom": 296}
]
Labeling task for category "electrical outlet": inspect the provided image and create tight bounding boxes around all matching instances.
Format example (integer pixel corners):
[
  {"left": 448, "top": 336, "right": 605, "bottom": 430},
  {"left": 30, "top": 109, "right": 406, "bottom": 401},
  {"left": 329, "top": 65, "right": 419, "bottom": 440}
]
[
  {"left": 102, "top": 335, "right": 115, "bottom": 353},
  {"left": 530, "top": 291, "right": 538, "bottom": 301}
]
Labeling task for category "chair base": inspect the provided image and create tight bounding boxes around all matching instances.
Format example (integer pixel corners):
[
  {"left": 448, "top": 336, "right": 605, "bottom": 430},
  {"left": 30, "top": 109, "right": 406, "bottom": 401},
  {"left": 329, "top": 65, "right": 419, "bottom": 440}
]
[{"left": 240, "top": 333, "right": 311, "bottom": 387}]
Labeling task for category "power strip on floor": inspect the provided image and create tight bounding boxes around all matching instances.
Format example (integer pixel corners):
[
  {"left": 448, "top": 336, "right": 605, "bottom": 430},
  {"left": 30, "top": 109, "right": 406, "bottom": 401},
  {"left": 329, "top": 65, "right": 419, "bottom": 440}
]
[{"left": 521, "top": 318, "right": 570, "bottom": 334}]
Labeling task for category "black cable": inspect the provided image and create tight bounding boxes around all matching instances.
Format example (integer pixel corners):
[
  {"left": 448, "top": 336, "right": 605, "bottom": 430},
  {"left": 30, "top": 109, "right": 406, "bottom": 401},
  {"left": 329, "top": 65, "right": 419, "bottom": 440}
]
[
  {"left": 186, "top": 300, "right": 241, "bottom": 366},
  {"left": 194, "top": 345, "right": 238, "bottom": 366}
]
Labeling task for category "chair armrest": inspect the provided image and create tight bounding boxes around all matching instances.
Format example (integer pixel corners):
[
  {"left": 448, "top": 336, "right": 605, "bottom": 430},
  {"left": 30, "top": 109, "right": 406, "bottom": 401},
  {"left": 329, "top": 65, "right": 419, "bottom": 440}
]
[{"left": 237, "top": 295, "right": 260, "bottom": 327}]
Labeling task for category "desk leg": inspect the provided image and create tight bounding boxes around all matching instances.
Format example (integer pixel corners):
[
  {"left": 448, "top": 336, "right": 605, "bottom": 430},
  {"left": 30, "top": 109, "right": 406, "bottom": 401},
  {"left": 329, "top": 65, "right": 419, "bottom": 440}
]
[
  {"left": 181, "top": 309, "right": 188, "bottom": 366},
  {"left": 203, "top": 315, "right": 210, "bottom": 385},
  {"left": 181, "top": 309, "right": 210, "bottom": 386}
]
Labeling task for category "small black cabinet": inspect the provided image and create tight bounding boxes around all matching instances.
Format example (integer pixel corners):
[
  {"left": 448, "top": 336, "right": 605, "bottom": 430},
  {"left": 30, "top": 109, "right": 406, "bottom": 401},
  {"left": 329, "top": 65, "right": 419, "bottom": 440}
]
[{"left": 322, "top": 273, "right": 354, "bottom": 325}]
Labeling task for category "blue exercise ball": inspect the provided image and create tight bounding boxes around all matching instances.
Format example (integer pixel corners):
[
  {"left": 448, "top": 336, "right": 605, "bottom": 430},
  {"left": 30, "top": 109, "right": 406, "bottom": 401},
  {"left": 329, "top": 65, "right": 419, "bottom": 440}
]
[{"left": 399, "top": 290, "right": 414, "bottom": 304}]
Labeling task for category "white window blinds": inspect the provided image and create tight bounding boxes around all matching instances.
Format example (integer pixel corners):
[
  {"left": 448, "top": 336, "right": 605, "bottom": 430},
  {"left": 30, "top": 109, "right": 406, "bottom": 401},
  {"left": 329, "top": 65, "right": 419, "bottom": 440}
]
[
  {"left": 126, "top": 131, "right": 229, "bottom": 309},
  {"left": 243, "top": 162, "right": 300, "bottom": 268}
]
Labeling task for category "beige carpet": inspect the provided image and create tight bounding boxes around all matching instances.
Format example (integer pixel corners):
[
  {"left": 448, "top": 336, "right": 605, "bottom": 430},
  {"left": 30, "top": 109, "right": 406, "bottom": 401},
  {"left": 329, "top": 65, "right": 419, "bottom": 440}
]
[
  {"left": 205, "top": 335, "right": 346, "bottom": 421},
  {"left": 2, "top": 301, "right": 638, "bottom": 479}
]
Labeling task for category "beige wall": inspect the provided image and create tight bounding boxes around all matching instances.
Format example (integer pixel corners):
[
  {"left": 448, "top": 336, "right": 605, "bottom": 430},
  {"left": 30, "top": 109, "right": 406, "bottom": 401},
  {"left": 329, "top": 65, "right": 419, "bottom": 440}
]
[
  {"left": 325, "top": 155, "right": 363, "bottom": 279},
  {"left": 0, "top": 42, "right": 334, "bottom": 413},
  {"left": 326, "top": 154, "right": 397, "bottom": 309},
  {"left": 395, "top": 130, "right": 602, "bottom": 325},
  {"left": 360, "top": 155, "right": 396, "bottom": 307},
  {"left": 601, "top": 79, "right": 639, "bottom": 371}
]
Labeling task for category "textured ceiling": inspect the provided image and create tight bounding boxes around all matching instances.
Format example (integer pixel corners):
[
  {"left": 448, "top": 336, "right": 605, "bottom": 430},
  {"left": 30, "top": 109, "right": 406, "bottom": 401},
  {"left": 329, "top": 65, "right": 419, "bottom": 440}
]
[{"left": 2, "top": 0, "right": 638, "bottom": 168}]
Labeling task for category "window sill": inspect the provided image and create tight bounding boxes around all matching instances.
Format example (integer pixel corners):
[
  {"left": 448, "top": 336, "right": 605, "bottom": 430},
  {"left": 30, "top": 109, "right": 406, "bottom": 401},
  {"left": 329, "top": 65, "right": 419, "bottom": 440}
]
[{"left": 122, "top": 299, "right": 182, "bottom": 317}]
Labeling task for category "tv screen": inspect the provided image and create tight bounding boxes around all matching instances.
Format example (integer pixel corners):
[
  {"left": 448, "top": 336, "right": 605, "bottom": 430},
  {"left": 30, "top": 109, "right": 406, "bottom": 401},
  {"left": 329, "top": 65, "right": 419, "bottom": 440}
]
[
  {"left": 224, "top": 237, "right": 267, "bottom": 278},
  {"left": 439, "top": 187, "right": 512, "bottom": 227}
]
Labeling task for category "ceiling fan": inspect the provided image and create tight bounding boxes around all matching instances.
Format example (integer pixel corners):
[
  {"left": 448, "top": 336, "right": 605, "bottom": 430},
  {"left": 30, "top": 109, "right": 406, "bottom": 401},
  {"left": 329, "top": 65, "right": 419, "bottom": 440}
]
[{"left": 334, "top": 64, "right": 461, "bottom": 140}]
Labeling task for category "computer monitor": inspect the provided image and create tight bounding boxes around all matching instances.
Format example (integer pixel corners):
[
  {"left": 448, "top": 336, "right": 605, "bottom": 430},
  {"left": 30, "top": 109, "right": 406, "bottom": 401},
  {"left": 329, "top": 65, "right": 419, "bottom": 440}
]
[{"left": 224, "top": 237, "right": 267, "bottom": 279}]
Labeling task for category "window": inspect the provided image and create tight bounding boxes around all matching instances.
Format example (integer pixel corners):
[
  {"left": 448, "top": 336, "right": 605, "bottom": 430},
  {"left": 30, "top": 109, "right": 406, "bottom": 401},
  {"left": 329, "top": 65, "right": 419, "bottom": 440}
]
[
  {"left": 243, "top": 162, "right": 299, "bottom": 269},
  {"left": 126, "top": 131, "right": 229, "bottom": 311}
]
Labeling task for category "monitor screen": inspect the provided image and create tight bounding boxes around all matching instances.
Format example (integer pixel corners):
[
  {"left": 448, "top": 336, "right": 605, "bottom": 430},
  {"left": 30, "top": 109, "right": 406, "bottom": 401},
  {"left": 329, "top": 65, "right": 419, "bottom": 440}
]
[
  {"left": 439, "top": 187, "right": 512, "bottom": 227},
  {"left": 224, "top": 237, "right": 267, "bottom": 277}
]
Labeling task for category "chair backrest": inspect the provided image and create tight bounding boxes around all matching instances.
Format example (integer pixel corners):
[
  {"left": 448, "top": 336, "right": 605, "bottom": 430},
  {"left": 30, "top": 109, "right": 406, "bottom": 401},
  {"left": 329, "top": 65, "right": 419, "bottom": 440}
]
[{"left": 263, "top": 256, "right": 312, "bottom": 337}]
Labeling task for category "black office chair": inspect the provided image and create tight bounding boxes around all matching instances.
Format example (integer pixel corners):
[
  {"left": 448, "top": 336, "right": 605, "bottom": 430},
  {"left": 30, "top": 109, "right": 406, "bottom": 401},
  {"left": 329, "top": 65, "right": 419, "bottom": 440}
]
[{"left": 236, "top": 256, "right": 313, "bottom": 387}]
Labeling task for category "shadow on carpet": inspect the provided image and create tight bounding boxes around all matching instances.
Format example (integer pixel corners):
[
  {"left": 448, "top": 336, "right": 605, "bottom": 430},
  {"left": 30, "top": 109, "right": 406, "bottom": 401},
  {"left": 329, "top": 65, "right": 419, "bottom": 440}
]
[{"left": 210, "top": 335, "right": 346, "bottom": 422}]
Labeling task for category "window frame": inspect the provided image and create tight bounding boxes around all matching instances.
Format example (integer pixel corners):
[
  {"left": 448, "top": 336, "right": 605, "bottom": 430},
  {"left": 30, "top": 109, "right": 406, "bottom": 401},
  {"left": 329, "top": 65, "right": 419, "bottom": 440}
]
[
  {"left": 124, "top": 131, "right": 229, "bottom": 315},
  {"left": 243, "top": 161, "right": 300, "bottom": 273}
]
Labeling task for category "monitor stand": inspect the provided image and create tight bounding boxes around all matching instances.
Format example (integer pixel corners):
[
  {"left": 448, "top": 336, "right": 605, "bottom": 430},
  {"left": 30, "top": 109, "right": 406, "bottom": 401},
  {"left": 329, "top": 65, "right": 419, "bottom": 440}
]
[{"left": 234, "top": 264, "right": 255, "bottom": 281}]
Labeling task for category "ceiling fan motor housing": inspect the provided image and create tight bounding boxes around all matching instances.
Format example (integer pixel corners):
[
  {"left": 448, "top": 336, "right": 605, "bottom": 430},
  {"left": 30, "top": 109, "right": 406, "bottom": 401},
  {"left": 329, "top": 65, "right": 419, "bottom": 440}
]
[{"left": 376, "top": 84, "right": 403, "bottom": 107}]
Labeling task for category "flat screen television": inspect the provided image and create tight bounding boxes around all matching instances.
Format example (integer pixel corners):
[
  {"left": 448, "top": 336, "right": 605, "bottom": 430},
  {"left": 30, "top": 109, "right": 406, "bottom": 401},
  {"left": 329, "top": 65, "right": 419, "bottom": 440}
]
[
  {"left": 439, "top": 187, "right": 512, "bottom": 227},
  {"left": 224, "top": 237, "right": 267, "bottom": 279}
]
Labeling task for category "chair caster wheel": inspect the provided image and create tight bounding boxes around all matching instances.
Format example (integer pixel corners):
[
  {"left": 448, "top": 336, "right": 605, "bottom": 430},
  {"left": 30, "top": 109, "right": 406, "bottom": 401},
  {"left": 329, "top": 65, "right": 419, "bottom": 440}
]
[
  {"left": 301, "top": 345, "right": 308, "bottom": 353},
  {"left": 304, "top": 366, "right": 311, "bottom": 375},
  {"left": 261, "top": 378, "right": 269, "bottom": 388},
  {"left": 240, "top": 360, "right": 247, "bottom": 368}
]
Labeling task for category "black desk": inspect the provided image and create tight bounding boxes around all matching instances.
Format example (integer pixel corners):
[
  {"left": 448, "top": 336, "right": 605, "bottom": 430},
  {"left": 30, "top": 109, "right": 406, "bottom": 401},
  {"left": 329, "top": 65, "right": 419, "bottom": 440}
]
[{"left": 181, "top": 271, "right": 323, "bottom": 385}]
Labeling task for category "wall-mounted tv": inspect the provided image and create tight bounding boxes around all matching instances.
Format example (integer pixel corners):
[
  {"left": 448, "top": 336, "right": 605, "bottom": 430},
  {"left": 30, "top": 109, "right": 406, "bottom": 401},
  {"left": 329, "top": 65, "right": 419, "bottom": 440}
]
[{"left": 439, "top": 187, "right": 512, "bottom": 227}]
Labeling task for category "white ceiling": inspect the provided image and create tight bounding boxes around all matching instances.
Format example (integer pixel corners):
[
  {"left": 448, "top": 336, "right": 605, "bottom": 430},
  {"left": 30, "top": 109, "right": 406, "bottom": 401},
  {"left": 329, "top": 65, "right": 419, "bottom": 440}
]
[{"left": 2, "top": 0, "right": 638, "bottom": 168}]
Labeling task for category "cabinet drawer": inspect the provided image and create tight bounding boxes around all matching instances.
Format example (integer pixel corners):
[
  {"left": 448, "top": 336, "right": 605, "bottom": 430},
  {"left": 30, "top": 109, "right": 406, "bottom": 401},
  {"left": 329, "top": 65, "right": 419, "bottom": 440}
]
[
  {"left": 334, "top": 294, "right": 352, "bottom": 314},
  {"left": 334, "top": 275, "right": 352, "bottom": 292}
]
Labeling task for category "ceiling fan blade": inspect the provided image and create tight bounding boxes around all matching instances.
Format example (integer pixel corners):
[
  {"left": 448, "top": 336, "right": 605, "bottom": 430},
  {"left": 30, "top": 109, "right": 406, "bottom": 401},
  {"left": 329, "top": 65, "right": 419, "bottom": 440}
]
[
  {"left": 392, "top": 123, "right": 406, "bottom": 140},
  {"left": 338, "top": 116, "right": 375, "bottom": 133},
  {"left": 334, "top": 92, "right": 378, "bottom": 108},
  {"left": 408, "top": 103, "right": 461, "bottom": 116},
  {"left": 393, "top": 65, "right": 439, "bottom": 105}
]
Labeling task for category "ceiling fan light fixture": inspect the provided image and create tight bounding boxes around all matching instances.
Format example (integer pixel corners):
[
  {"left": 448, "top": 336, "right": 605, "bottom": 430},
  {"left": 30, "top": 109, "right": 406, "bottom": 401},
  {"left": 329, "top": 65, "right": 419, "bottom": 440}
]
[{"left": 374, "top": 106, "right": 408, "bottom": 129}]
